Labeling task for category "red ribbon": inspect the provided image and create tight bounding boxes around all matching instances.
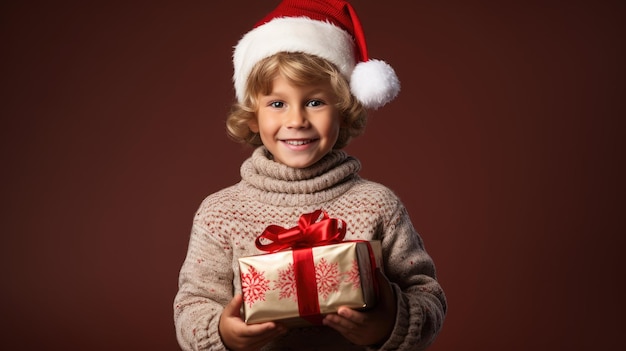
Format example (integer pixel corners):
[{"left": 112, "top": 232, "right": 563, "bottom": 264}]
[
  {"left": 255, "top": 210, "right": 346, "bottom": 253},
  {"left": 255, "top": 210, "right": 347, "bottom": 325}
]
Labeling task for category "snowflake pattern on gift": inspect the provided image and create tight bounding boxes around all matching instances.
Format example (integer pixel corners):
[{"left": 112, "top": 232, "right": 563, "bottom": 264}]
[
  {"left": 274, "top": 262, "right": 297, "bottom": 301},
  {"left": 315, "top": 258, "right": 341, "bottom": 300},
  {"left": 241, "top": 266, "right": 270, "bottom": 308},
  {"left": 344, "top": 259, "right": 361, "bottom": 290}
]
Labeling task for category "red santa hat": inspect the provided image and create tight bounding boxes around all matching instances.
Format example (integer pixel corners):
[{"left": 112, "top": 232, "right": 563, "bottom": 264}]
[{"left": 233, "top": 0, "right": 400, "bottom": 109}]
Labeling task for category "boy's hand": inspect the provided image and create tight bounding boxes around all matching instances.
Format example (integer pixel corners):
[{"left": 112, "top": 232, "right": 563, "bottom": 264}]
[
  {"left": 219, "top": 294, "right": 287, "bottom": 351},
  {"left": 322, "top": 269, "right": 397, "bottom": 346}
]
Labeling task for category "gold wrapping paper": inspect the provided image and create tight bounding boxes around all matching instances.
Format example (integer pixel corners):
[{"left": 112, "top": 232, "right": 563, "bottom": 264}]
[{"left": 238, "top": 240, "right": 382, "bottom": 327}]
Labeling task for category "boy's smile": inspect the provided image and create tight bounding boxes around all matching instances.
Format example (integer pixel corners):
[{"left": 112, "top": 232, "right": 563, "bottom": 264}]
[{"left": 249, "top": 74, "right": 340, "bottom": 169}]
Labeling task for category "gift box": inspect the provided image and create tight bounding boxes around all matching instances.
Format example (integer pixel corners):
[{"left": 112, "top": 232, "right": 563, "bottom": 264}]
[{"left": 238, "top": 210, "right": 382, "bottom": 327}]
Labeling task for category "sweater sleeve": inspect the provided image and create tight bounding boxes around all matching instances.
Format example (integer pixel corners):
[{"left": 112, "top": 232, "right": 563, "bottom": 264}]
[
  {"left": 173, "top": 205, "right": 234, "bottom": 351},
  {"left": 371, "top": 203, "right": 447, "bottom": 351}
]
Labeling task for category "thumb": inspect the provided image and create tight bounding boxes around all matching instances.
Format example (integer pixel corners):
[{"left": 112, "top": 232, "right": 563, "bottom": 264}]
[{"left": 224, "top": 293, "right": 244, "bottom": 318}]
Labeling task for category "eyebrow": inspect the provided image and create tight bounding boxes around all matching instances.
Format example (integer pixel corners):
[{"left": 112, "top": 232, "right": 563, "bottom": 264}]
[{"left": 264, "top": 86, "right": 331, "bottom": 97}]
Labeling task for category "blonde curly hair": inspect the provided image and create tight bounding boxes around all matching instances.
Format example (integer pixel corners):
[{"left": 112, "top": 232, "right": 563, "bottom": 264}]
[{"left": 226, "top": 52, "right": 367, "bottom": 149}]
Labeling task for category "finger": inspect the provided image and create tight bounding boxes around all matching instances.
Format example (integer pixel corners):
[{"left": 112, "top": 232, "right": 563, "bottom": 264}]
[
  {"left": 223, "top": 294, "right": 244, "bottom": 318},
  {"left": 254, "top": 325, "right": 288, "bottom": 342},
  {"left": 322, "top": 316, "right": 350, "bottom": 335},
  {"left": 338, "top": 307, "right": 366, "bottom": 325},
  {"left": 323, "top": 314, "right": 361, "bottom": 344},
  {"left": 239, "top": 320, "right": 288, "bottom": 339},
  {"left": 241, "top": 322, "right": 288, "bottom": 350},
  {"left": 323, "top": 310, "right": 358, "bottom": 332},
  {"left": 243, "top": 321, "right": 279, "bottom": 335}
]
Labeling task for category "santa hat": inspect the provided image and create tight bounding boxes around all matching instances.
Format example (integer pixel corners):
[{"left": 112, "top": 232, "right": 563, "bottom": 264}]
[{"left": 233, "top": 0, "right": 400, "bottom": 109}]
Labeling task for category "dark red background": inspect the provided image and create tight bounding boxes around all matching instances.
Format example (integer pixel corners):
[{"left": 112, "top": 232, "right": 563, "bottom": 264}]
[{"left": 2, "top": 1, "right": 624, "bottom": 350}]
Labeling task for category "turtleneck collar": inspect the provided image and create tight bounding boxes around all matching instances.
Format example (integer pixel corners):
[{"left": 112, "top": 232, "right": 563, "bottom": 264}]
[{"left": 239, "top": 146, "right": 362, "bottom": 206}]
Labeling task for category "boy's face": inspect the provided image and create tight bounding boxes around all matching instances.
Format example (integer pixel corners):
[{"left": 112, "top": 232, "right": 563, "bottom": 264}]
[{"left": 248, "top": 74, "right": 340, "bottom": 169}]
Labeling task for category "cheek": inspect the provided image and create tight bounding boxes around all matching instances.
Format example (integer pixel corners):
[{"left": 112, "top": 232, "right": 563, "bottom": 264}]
[{"left": 256, "top": 118, "right": 280, "bottom": 134}]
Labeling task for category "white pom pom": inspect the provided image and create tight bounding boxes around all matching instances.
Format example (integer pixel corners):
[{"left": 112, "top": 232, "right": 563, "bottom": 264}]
[{"left": 350, "top": 59, "right": 401, "bottom": 109}]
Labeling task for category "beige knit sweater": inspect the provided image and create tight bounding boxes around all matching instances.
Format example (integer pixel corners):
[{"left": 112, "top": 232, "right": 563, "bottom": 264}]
[{"left": 174, "top": 147, "right": 446, "bottom": 350}]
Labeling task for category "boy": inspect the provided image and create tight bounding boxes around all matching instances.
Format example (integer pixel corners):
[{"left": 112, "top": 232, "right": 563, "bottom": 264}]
[{"left": 174, "top": 1, "right": 447, "bottom": 350}]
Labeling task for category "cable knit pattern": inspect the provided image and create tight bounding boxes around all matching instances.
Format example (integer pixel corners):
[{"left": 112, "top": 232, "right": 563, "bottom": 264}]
[{"left": 174, "top": 147, "right": 446, "bottom": 350}]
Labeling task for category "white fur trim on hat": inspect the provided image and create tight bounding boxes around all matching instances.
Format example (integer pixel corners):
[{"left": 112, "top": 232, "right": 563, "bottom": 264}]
[{"left": 233, "top": 17, "right": 356, "bottom": 104}]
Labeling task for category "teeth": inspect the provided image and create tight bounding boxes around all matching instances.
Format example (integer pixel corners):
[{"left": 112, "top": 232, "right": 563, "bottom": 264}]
[{"left": 285, "top": 140, "right": 311, "bottom": 146}]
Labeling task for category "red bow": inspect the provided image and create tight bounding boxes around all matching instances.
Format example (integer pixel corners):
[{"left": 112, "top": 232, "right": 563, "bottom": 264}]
[{"left": 255, "top": 210, "right": 346, "bottom": 252}]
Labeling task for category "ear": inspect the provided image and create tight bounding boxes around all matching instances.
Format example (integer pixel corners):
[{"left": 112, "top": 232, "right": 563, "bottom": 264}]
[{"left": 248, "top": 119, "right": 259, "bottom": 133}]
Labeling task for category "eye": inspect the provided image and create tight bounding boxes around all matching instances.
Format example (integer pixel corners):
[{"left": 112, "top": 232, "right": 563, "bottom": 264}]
[
  {"left": 306, "top": 99, "right": 325, "bottom": 107},
  {"left": 269, "top": 101, "right": 284, "bottom": 108}
]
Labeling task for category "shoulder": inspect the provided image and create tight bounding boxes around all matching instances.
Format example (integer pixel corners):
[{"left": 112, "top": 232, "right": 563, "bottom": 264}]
[
  {"left": 348, "top": 178, "right": 403, "bottom": 205},
  {"left": 199, "top": 184, "right": 241, "bottom": 204},
  {"left": 335, "top": 178, "right": 407, "bottom": 221},
  {"left": 192, "top": 183, "right": 245, "bottom": 221}
]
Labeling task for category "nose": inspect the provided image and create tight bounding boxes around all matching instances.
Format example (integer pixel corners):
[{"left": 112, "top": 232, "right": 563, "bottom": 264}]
[{"left": 285, "top": 107, "right": 309, "bottom": 129}]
